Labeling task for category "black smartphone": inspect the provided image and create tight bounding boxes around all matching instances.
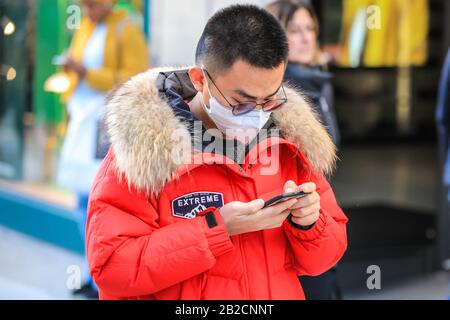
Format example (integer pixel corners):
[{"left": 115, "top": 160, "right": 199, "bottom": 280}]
[{"left": 263, "top": 191, "right": 308, "bottom": 208}]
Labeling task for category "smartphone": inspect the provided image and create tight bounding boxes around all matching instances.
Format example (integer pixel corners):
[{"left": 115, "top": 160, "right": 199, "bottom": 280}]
[{"left": 263, "top": 191, "right": 308, "bottom": 208}]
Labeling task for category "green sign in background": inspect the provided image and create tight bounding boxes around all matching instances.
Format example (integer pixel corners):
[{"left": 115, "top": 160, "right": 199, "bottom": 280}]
[{"left": 33, "top": 0, "right": 70, "bottom": 125}]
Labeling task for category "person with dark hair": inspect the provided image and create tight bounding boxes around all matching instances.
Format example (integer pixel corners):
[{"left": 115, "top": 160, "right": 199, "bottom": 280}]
[
  {"left": 86, "top": 4, "right": 347, "bottom": 300},
  {"left": 267, "top": 0, "right": 340, "bottom": 146},
  {"left": 267, "top": 0, "right": 343, "bottom": 300}
]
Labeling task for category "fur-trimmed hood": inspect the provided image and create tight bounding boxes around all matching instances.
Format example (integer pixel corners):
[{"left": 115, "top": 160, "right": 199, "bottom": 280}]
[{"left": 105, "top": 67, "right": 337, "bottom": 194}]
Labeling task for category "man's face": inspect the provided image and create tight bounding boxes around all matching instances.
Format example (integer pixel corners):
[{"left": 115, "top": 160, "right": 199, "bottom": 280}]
[
  {"left": 82, "top": 0, "right": 112, "bottom": 23},
  {"left": 201, "top": 59, "right": 286, "bottom": 111}
]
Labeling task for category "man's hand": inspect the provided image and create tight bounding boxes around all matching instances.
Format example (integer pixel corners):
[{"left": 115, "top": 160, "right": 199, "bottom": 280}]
[
  {"left": 219, "top": 197, "right": 298, "bottom": 236},
  {"left": 284, "top": 180, "right": 321, "bottom": 227}
]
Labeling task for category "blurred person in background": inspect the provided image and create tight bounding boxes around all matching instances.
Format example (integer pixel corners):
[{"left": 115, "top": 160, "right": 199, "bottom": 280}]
[
  {"left": 435, "top": 48, "right": 450, "bottom": 300},
  {"left": 49, "top": 0, "right": 149, "bottom": 298},
  {"left": 267, "top": 0, "right": 340, "bottom": 146},
  {"left": 267, "top": 0, "right": 342, "bottom": 300},
  {"left": 436, "top": 48, "right": 450, "bottom": 192}
]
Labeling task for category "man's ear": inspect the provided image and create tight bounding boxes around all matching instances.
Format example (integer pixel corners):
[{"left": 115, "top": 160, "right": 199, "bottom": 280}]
[{"left": 188, "top": 67, "right": 205, "bottom": 92}]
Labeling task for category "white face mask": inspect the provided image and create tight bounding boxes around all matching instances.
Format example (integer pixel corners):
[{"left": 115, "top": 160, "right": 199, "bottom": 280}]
[{"left": 202, "top": 72, "right": 272, "bottom": 143}]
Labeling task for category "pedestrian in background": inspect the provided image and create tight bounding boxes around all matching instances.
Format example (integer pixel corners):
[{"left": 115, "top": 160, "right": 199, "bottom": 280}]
[
  {"left": 48, "top": 0, "right": 149, "bottom": 298},
  {"left": 435, "top": 47, "right": 450, "bottom": 301},
  {"left": 267, "top": 0, "right": 340, "bottom": 146}
]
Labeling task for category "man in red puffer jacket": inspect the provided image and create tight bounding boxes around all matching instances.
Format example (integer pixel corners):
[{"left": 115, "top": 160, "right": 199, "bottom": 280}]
[{"left": 86, "top": 4, "right": 348, "bottom": 300}]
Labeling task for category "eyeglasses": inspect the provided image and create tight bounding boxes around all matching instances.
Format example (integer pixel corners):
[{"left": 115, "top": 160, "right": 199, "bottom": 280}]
[{"left": 203, "top": 68, "right": 288, "bottom": 116}]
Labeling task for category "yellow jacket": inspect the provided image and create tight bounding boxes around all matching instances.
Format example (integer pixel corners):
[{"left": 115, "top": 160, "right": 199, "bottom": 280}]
[
  {"left": 62, "top": 9, "right": 148, "bottom": 102},
  {"left": 340, "top": 0, "right": 428, "bottom": 67}
]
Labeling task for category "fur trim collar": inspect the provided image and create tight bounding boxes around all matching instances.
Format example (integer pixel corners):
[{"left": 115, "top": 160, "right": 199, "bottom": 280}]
[{"left": 105, "top": 67, "right": 337, "bottom": 193}]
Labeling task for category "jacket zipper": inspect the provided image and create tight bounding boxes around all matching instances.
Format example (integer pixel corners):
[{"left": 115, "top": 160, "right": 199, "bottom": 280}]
[
  {"left": 238, "top": 235, "right": 250, "bottom": 299},
  {"left": 226, "top": 167, "right": 249, "bottom": 299}
]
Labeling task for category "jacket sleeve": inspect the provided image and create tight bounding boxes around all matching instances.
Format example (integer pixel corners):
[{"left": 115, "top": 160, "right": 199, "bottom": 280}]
[
  {"left": 86, "top": 156, "right": 233, "bottom": 298},
  {"left": 283, "top": 172, "right": 348, "bottom": 276},
  {"left": 85, "top": 23, "right": 149, "bottom": 92}
]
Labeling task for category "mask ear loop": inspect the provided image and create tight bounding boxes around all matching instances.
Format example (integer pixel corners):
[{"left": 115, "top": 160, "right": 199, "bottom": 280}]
[
  {"left": 258, "top": 108, "right": 264, "bottom": 129},
  {"left": 258, "top": 106, "right": 272, "bottom": 130},
  {"left": 201, "top": 69, "right": 213, "bottom": 113}
]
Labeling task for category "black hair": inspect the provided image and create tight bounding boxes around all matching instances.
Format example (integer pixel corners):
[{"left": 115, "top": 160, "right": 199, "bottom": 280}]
[{"left": 195, "top": 4, "right": 288, "bottom": 75}]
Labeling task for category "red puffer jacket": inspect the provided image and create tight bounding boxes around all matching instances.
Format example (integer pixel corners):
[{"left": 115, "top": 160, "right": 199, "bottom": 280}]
[{"left": 86, "top": 68, "right": 348, "bottom": 300}]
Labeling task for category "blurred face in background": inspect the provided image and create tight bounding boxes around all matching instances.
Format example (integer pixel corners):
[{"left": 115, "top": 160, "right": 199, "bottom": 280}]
[
  {"left": 286, "top": 8, "right": 318, "bottom": 65},
  {"left": 82, "top": 0, "right": 113, "bottom": 23}
]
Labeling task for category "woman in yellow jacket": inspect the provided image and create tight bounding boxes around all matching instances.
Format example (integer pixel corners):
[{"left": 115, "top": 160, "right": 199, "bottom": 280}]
[
  {"left": 56, "top": 0, "right": 148, "bottom": 298},
  {"left": 63, "top": 0, "right": 148, "bottom": 100}
]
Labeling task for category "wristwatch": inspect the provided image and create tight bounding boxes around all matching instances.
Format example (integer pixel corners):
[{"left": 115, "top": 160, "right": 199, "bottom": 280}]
[
  {"left": 287, "top": 213, "right": 316, "bottom": 231},
  {"left": 198, "top": 207, "right": 219, "bottom": 228}
]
